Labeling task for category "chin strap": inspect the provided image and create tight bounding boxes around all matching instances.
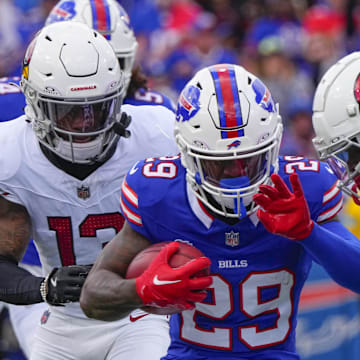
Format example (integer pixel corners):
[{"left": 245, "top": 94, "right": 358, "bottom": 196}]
[
  {"left": 113, "top": 112, "right": 131, "bottom": 138},
  {"left": 219, "top": 177, "right": 250, "bottom": 220}
]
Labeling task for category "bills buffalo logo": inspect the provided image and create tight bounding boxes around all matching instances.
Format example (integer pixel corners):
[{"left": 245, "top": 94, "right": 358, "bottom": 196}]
[
  {"left": 22, "top": 36, "right": 38, "bottom": 80},
  {"left": 46, "top": 0, "right": 77, "bottom": 24},
  {"left": 176, "top": 85, "right": 201, "bottom": 122},
  {"left": 252, "top": 78, "right": 275, "bottom": 113},
  {"left": 227, "top": 140, "right": 241, "bottom": 149},
  {"left": 354, "top": 73, "right": 360, "bottom": 104},
  {"left": 116, "top": 2, "right": 131, "bottom": 29}
]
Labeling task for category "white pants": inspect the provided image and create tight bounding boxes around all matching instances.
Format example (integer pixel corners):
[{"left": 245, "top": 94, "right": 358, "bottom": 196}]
[
  {"left": 30, "top": 309, "right": 170, "bottom": 360},
  {"left": 8, "top": 264, "right": 47, "bottom": 359}
]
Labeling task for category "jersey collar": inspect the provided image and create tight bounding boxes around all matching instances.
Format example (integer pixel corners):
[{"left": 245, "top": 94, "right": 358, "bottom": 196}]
[{"left": 186, "top": 183, "right": 260, "bottom": 228}]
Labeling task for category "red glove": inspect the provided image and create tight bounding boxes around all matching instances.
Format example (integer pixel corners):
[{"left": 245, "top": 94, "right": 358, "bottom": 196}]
[
  {"left": 136, "top": 242, "right": 212, "bottom": 311},
  {"left": 253, "top": 173, "right": 314, "bottom": 240}
]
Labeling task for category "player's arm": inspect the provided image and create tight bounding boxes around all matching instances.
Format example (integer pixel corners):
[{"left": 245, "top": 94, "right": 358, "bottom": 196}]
[
  {"left": 253, "top": 173, "right": 360, "bottom": 293},
  {"left": 300, "top": 219, "right": 360, "bottom": 293},
  {"left": 80, "top": 221, "right": 150, "bottom": 321},
  {"left": 0, "top": 196, "right": 92, "bottom": 305},
  {"left": 0, "top": 196, "right": 43, "bottom": 304},
  {"left": 80, "top": 221, "right": 212, "bottom": 321}
]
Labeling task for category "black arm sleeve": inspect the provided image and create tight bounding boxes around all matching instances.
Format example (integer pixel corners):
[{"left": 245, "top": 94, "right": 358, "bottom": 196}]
[{"left": 0, "top": 255, "right": 44, "bottom": 305}]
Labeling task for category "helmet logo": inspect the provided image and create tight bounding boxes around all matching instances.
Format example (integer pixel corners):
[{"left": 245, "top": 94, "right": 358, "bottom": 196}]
[
  {"left": 176, "top": 85, "right": 201, "bottom": 122},
  {"left": 22, "top": 37, "right": 37, "bottom": 80},
  {"left": 70, "top": 85, "right": 97, "bottom": 91},
  {"left": 210, "top": 64, "right": 244, "bottom": 139},
  {"left": 227, "top": 140, "right": 241, "bottom": 149},
  {"left": 46, "top": 0, "right": 76, "bottom": 24},
  {"left": 354, "top": 74, "right": 360, "bottom": 103},
  {"left": 252, "top": 78, "right": 275, "bottom": 113}
]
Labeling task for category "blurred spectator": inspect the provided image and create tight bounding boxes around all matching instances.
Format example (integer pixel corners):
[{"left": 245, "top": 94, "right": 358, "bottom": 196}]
[
  {"left": 151, "top": 10, "right": 238, "bottom": 94},
  {"left": 256, "top": 35, "right": 314, "bottom": 122},
  {"left": 0, "top": 0, "right": 57, "bottom": 77},
  {"left": 301, "top": 2, "right": 347, "bottom": 85},
  {"left": 280, "top": 96, "right": 318, "bottom": 158},
  {"left": 245, "top": 0, "right": 303, "bottom": 59}
]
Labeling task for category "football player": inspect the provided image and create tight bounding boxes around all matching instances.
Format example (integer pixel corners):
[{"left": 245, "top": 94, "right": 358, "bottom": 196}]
[
  {"left": 312, "top": 51, "right": 360, "bottom": 206},
  {"left": 80, "top": 64, "right": 360, "bottom": 360},
  {"left": 0, "top": 21, "right": 178, "bottom": 360},
  {"left": 1, "top": 1, "right": 177, "bottom": 357}
]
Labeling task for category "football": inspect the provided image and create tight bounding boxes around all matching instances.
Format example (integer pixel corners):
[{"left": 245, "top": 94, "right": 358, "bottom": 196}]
[{"left": 126, "top": 241, "right": 210, "bottom": 315}]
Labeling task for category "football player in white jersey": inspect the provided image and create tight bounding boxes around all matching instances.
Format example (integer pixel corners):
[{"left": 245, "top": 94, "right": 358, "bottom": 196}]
[
  {"left": 3, "top": 1, "right": 178, "bottom": 358},
  {"left": 312, "top": 52, "right": 360, "bottom": 206},
  {"left": 0, "top": 21, "right": 178, "bottom": 360}
]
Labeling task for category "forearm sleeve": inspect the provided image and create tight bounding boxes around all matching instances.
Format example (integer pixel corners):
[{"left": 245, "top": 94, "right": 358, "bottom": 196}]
[
  {"left": 0, "top": 255, "right": 44, "bottom": 304},
  {"left": 301, "top": 221, "right": 360, "bottom": 293}
]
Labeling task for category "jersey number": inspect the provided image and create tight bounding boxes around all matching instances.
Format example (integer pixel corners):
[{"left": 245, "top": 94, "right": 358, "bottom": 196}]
[
  {"left": 283, "top": 156, "right": 319, "bottom": 174},
  {"left": 180, "top": 270, "right": 294, "bottom": 350},
  {"left": 48, "top": 213, "right": 124, "bottom": 266}
]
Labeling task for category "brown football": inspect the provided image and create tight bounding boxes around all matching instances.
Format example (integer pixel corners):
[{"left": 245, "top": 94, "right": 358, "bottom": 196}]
[{"left": 126, "top": 241, "right": 210, "bottom": 315}]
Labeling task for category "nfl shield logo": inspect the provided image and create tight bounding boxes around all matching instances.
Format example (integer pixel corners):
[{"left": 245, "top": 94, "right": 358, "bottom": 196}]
[
  {"left": 77, "top": 185, "right": 90, "bottom": 200},
  {"left": 40, "top": 310, "right": 51, "bottom": 325},
  {"left": 225, "top": 231, "right": 239, "bottom": 247}
]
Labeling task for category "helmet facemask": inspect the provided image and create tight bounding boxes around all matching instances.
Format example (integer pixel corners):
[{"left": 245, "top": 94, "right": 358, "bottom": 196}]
[
  {"left": 177, "top": 125, "right": 282, "bottom": 219},
  {"left": 319, "top": 134, "right": 360, "bottom": 203},
  {"left": 34, "top": 92, "right": 122, "bottom": 164}
]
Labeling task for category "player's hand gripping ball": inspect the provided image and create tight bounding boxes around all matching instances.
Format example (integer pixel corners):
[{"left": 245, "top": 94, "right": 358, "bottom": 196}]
[{"left": 126, "top": 241, "right": 212, "bottom": 315}]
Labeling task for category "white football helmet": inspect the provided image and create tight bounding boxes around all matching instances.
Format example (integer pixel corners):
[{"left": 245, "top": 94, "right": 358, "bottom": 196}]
[
  {"left": 312, "top": 52, "right": 360, "bottom": 204},
  {"left": 21, "top": 21, "right": 125, "bottom": 164},
  {"left": 46, "top": 0, "right": 138, "bottom": 91},
  {"left": 175, "top": 64, "right": 283, "bottom": 219}
]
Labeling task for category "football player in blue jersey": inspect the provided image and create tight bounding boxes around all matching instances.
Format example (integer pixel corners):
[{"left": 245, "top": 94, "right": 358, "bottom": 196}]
[
  {"left": 81, "top": 63, "right": 360, "bottom": 360},
  {"left": 45, "top": 0, "right": 176, "bottom": 112},
  {"left": 312, "top": 52, "right": 360, "bottom": 207}
]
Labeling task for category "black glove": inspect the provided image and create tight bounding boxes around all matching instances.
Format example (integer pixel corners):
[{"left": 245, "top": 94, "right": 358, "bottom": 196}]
[{"left": 43, "top": 265, "right": 92, "bottom": 306}]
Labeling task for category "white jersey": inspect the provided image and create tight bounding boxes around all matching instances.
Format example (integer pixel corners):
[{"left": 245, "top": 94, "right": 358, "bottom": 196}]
[{"left": 0, "top": 104, "right": 178, "bottom": 318}]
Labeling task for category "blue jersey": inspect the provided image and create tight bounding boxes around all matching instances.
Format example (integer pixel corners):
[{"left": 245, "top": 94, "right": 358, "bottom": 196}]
[
  {"left": 124, "top": 88, "right": 176, "bottom": 112},
  {"left": 0, "top": 77, "right": 26, "bottom": 122},
  {"left": 120, "top": 155, "right": 343, "bottom": 360}
]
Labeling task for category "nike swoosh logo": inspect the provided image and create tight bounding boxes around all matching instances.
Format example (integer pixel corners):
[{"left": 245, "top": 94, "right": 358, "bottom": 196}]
[
  {"left": 129, "top": 162, "right": 139, "bottom": 175},
  {"left": 129, "top": 314, "right": 149, "bottom": 322},
  {"left": 153, "top": 275, "right": 181, "bottom": 286},
  {"left": 50, "top": 278, "right": 57, "bottom": 287}
]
